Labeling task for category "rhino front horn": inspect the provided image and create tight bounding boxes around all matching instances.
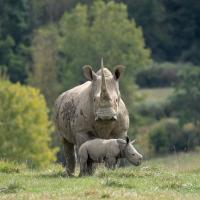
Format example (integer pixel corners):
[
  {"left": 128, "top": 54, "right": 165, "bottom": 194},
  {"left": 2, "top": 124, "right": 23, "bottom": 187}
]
[{"left": 100, "top": 59, "right": 110, "bottom": 103}]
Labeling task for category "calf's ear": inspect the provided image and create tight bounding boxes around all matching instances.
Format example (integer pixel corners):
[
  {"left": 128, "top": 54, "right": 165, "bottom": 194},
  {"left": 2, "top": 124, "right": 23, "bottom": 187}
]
[
  {"left": 126, "top": 136, "right": 129, "bottom": 144},
  {"left": 83, "top": 65, "right": 97, "bottom": 81}
]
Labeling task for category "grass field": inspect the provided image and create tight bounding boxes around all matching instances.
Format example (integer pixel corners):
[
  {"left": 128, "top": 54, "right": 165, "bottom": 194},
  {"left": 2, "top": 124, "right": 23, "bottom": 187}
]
[
  {"left": 139, "top": 87, "right": 174, "bottom": 103},
  {"left": 0, "top": 152, "right": 200, "bottom": 200}
]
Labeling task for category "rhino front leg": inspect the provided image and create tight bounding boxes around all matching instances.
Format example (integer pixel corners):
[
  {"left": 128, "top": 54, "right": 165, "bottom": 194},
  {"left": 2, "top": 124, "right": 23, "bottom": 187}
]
[
  {"left": 111, "top": 131, "right": 127, "bottom": 167},
  {"left": 62, "top": 138, "right": 75, "bottom": 176}
]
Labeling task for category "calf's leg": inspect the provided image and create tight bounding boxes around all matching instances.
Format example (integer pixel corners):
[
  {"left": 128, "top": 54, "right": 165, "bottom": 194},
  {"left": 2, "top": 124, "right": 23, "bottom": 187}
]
[{"left": 105, "top": 157, "right": 117, "bottom": 170}]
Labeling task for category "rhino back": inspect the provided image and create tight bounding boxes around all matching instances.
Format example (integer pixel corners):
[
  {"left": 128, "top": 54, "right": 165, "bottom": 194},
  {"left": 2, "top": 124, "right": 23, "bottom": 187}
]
[{"left": 84, "top": 139, "right": 120, "bottom": 161}]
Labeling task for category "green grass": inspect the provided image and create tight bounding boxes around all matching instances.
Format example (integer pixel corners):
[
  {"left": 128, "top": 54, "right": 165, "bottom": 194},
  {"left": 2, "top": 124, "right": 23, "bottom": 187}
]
[
  {"left": 139, "top": 87, "right": 174, "bottom": 103},
  {"left": 0, "top": 152, "right": 200, "bottom": 199}
]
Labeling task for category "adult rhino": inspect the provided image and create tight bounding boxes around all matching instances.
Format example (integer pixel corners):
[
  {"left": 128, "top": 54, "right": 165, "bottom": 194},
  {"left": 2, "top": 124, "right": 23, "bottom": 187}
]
[{"left": 54, "top": 60, "right": 129, "bottom": 176}]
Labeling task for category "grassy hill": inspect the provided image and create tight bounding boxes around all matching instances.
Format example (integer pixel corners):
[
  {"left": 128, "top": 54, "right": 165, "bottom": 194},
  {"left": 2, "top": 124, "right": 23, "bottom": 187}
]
[
  {"left": 139, "top": 87, "right": 174, "bottom": 103},
  {"left": 0, "top": 152, "right": 200, "bottom": 200}
]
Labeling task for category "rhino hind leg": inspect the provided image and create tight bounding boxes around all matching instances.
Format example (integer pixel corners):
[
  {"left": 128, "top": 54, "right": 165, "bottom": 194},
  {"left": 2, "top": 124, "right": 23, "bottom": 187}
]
[
  {"left": 105, "top": 157, "right": 117, "bottom": 170},
  {"left": 87, "top": 157, "right": 96, "bottom": 175},
  {"left": 62, "top": 138, "right": 76, "bottom": 176}
]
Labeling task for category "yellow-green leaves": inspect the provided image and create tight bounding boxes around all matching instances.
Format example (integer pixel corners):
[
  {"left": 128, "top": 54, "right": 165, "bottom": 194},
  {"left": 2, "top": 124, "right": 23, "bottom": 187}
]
[{"left": 0, "top": 80, "right": 57, "bottom": 168}]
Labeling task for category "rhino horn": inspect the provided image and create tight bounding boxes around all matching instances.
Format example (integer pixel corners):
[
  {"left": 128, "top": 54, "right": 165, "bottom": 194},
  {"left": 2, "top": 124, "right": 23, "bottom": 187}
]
[{"left": 100, "top": 59, "right": 111, "bottom": 104}]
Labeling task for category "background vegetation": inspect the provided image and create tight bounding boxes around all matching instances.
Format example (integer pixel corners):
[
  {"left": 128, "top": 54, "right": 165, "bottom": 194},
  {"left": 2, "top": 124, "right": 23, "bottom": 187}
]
[
  {"left": 0, "top": 0, "right": 200, "bottom": 167},
  {"left": 0, "top": 79, "right": 57, "bottom": 167},
  {"left": 0, "top": 1, "right": 200, "bottom": 199}
]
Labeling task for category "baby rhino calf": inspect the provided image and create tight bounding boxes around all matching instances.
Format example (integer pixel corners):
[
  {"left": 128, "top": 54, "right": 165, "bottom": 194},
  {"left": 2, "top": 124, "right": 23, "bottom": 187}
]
[{"left": 79, "top": 137, "right": 143, "bottom": 176}]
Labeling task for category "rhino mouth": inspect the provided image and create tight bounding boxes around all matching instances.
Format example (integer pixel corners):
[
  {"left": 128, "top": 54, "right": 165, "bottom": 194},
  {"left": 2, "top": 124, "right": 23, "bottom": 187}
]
[
  {"left": 134, "top": 160, "right": 142, "bottom": 166},
  {"left": 95, "top": 107, "right": 117, "bottom": 121}
]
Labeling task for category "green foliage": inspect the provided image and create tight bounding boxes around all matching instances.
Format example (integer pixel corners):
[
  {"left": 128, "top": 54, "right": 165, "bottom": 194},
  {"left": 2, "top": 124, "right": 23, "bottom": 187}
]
[
  {"left": 0, "top": 160, "right": 26, "bottom": 173},
  {"left": 28, "top": 25, "right": 61, "bottom": 108},
  {"left": 122, "top": 0, "right": 169, "bottom": 61},
  {"left": 119, "top": 0, "right": 200, "bottom": 64},
  {"left": 0, "top": 80, "right": 57, "bottom": 167},
  {"left": 1, "top": 0, "right": 200, "bottom": 85},
  {"left": 58, "top": 1, "right": 151, "bottom": 89},
  {"left": 0, "top": 0, "right": 32, "bottom": 83},
  {"left": 149, "top": 119, "right": 200, "bottom": 154},
  {"left": 136, "top": 62, "right": 190, "bottom": 88},
  {"left": 170, "top": 67, "right": 200, "bottom": 125},
  {"left": 137, "top": 101, "right": 170, "bottom": 120}
]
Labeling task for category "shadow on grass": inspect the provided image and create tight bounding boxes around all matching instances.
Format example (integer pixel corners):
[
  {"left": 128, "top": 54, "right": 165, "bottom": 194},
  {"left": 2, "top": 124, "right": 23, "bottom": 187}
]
[
  {"left": 0, "top": 181, "right": 25, "bottom": 193},
  {"left": 37, "top": 171, "right": 79, "bottom": 179},
  {"left": 96, "top": 166, "right": 160, "bottom": 179},
  {"left": 102, "top": 178, "right": 133, "bottom": 189}
]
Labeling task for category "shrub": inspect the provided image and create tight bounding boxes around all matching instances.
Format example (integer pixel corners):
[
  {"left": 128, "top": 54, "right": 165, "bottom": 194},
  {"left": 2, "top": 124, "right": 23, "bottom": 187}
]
[
  {"left": 170, "top": 67, "right": 200, "bottom": 125},
  {"left": 136, "top": 62, "right": 190, "bottom": 88},
  {"left": 0, "top": 80, "right": 57, "bottom": 167},
  {"left": 137, "top": 101, "right": 168, "bottom": 120},
  {"left": 149, "top": 119, "right": 200, "bottom": 154}
]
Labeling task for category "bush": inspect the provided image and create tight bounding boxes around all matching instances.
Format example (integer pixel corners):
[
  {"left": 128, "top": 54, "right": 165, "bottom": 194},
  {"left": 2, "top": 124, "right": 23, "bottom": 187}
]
[
  {"left": 136, "top": 62, "right": 190, "bottom": 88},
  {"left": 137, "top": 101, "right": 170, "bottom": 120},
  {"left": 0, "top": 80, "right": 57, "bottom": 167},
  {"left": 149, "top": 119, "right": 200, "bottom": 154},
  {"left": 170, "top": 67, "right": 200, "bottom": 125}
]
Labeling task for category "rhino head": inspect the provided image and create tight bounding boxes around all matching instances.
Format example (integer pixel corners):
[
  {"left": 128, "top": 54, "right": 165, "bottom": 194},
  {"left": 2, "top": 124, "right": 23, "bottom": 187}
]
[
  {"left": 117, "top": 137, "right": 143, "bottom": 166},
  {"left": 83, "top": 59, "right": 125, "bottom": 121}
]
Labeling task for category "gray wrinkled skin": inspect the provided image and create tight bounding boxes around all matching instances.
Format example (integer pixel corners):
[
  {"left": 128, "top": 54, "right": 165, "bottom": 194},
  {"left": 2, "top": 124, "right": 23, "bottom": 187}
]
[
  {"left": 54, "top": 60, "right": 129, "bottom": 176},
  {"left": 79, "top": 137, "right": 143, "bottom": 176}
]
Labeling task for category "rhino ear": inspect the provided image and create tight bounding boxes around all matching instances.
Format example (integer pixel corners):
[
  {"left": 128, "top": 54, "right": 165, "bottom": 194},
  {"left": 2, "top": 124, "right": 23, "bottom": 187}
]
[
  {"left": 83, "top": 65, "right": 97, "bottom": 81},
  {"left": 113, "top": 65, "right": 125, "bottom": 80}
]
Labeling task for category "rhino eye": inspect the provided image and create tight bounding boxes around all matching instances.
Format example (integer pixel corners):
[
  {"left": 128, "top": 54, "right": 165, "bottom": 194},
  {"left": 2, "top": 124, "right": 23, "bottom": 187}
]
[
  {"left": 93, "top": 98, "right": 96, "bottom": 102},
  {"left": 132, "top": 153, "right": 135, "bottom": 156}
]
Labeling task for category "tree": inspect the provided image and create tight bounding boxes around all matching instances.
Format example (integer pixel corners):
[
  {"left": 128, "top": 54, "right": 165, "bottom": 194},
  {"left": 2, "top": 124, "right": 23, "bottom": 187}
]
[
  {"left": 115, "top": 0, "right": 200, "bottom": 64},
  {"left": 29, "top": 25, "right": 61, "bottom": 108},
  {"left": 119, "top": 0, "right": 170, "bottom": 61},
  {"left": 170, "top": 67, "right": 200, "bottom": 125},
  {"left": 58, "top": 1, "right": 151, "bottom": 90},
  {"left": 0, "top": 79, "right": 57, "bottom": 167},
  {"left": 0, "top": 0, "right": 32, "bottom": 83}
]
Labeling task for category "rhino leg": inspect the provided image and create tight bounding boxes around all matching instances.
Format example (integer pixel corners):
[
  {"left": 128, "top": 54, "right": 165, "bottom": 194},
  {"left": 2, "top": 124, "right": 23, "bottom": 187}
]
[
  {"left": 79, "top": 148, "right": 89, "bottom": 176},
  {"left": 87, "top": 158, "right": 96, "bottom": 175},
  {"left": 76, "top": 132, "right": 91, "bottom": 149},
  {"left": 110, "top": 131, "right": 127, "bottom": 167},
  {"left": 79, "top": 160, "right": 88, "bottom": 176},
  {"left": 62, "top": 138, "right": 75, "bottom": 176}
]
